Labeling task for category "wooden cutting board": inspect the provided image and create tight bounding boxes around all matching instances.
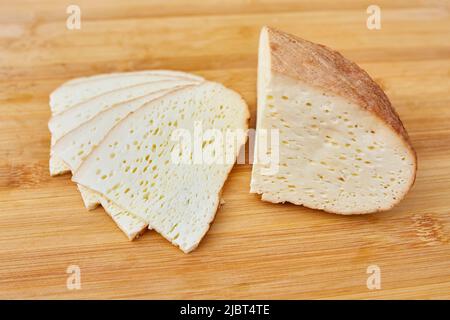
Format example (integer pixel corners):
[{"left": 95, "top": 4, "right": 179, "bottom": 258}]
[{"left": 0, "top": 0, "right": 449, "bottom": 299}]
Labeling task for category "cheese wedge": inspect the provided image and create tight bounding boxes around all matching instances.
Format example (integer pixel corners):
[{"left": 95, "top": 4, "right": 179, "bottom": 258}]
[
  {"left": 73, "top": 82, "right": 249, "bottom": 252},
  {"left": 50, "top": 70, "right": 203, "bottom": 115},
  {"left": 250, "top": 27, "right": 416, "bottom": 214}
]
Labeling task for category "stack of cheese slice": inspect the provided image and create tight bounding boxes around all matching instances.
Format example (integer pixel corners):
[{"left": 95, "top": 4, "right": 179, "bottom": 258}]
[
  {"left": 49, "top": 71, "right": 249, "bottom": 252},
  {"left": 251, "top": 27, "right": 417, "bottom": 214}
]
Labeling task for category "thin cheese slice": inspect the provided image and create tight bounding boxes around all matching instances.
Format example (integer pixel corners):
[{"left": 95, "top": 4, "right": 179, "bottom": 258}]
[
  {"left": 51, "top": 86, "right": 196, "bottom": 239},
  {"left": 51, "top": 87, "right": 188, "bottom": 175},
  {"left": 77, "top": 184, "right": 101, "bottom": 210},
  {"left": 250, "top": 26, "right": 416, "bottom": 214},
  {"left": 77, "top": 185, "right": 147, "bottom": 239},
  {"left": 73, "top": 82, "right": 249, "bottom": 252},
  {"left": 50, "top": 70, "right": 203, "bottom": 115},
  {"left": 49, "top": 154, "right": 71, "bottom": 176},
  {"left": 49, "top": 72, "right": 202, "bottom": 240},
  {"left": 48, "top": 75, "right": 201, "bottom": 172},
  {"left": 49, "top": 79, "right": 199, "bottom": 144},
  {"left": 62, "top": 70, "right": 202, "bottom": 87},
  {"left": 52, "top": 86, "right": 191, "bottom": 212}
]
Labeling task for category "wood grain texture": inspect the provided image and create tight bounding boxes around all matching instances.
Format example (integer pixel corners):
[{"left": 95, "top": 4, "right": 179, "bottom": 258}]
[{"left": 0, "top": 0, "right": 449, "bottom": 299}]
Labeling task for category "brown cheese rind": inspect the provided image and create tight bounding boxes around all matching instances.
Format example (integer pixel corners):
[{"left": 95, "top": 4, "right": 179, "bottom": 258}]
[
  {"left": 265, "top": 26, "right": 417, "bottom": 194},
  {"left": 266, "top": 27, "right": 414, "bottom": 150}
]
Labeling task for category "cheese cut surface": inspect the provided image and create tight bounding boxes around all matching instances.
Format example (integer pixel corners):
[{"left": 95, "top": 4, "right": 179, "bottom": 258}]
[
  {"left": 250, "top": 27, "right": 416, "bottom": 214},
  {"left": 49, "top": 79, "right": 199, "bottom": 144},
  {"left": 50, "top": 70, "right": 203, "bottom": 115},
  {"left": 73, "top": 82, "right": 249, "bottom": 252}
]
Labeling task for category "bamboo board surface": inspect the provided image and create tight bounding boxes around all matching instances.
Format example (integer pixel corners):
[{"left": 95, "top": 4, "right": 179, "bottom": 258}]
[{"left": 0, "top": 0, "right": 449, "bottom": 299}]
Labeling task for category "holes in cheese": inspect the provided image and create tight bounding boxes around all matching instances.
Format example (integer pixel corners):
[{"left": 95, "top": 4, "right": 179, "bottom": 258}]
[
  {"left": 250, "top": 27, "right": 416, "bottom": 214},
  {"left": 72, "top": 82, "right": 249, "bottom": 252}
]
